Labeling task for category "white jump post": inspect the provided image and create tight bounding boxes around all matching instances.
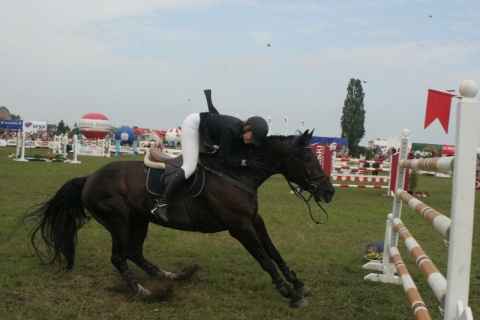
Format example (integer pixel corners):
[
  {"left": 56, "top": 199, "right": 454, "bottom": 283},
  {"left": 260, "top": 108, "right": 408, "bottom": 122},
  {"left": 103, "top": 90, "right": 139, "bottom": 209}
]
[
  {"left": 15, "top": 129, "right": 21, "bottom": 158},
  {"left": 363, "top": 80, "right": 477, "bottom": 320},
  {"left": 363, "top": 129, "right": 409, "bottom": 282},
  {"left": 70, "top": 134, "right": 81, "bottom": 164},
  {"left": 16, "top": 130, "right": 28, "bottom": 162},
  {"left": 445, "top": 80, "right": 477, "bottom": 320}
]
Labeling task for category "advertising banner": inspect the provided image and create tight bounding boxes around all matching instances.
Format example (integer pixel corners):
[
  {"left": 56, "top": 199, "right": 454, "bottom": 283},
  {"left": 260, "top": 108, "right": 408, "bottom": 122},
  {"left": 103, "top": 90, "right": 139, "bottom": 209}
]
[
  {"left": 411, "top": 143, "right": 442, "bottom": 158},
  {"left": 412, "top": 143, "right": 456, "bottom": 157},
  {"left": 311, "top": 142, "right": 332, "bottom": 178},
  {"left": 0, "top": 119, "right": 23, "bottom": 130},
  {"left": 442, "top": 144, "right": 455, "bottom": 156},
  {"left": 77, "top": 139, "right": 111, "bottom": 157},
  {"left": 23, "top": 121, "right": 47, "bottom": 133}
]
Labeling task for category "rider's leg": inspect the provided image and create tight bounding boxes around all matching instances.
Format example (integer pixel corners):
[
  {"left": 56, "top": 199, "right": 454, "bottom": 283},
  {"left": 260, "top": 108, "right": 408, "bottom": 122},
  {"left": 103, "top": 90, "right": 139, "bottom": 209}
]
[
  {"left": 152, "top": 113, "right": 200, "bottom": 221},
  {"left": 152, "top": 168, "right": 186, "bottom": 221}
]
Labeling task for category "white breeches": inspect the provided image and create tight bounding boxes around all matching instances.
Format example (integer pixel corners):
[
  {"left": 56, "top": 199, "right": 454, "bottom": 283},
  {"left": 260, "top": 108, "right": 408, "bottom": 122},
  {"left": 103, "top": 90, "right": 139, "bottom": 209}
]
[{"left": 180, "top": 113, "right": 201, "bottom": 179}]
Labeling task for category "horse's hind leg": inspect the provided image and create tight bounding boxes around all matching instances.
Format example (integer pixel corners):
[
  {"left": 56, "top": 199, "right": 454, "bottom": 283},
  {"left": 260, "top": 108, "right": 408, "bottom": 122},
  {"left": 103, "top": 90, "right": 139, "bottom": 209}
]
[
  {"left": 126, "top": 218, "right": 178, "bottom": 280},
  {"left": 253, "top": 214, "right": 310, "bottom": 297},
  {"left": 90, "top": 204, "right": 150, "bottom": 296},
  {"left": 106, "top": 224, "right": 152, "bottom": 296}
]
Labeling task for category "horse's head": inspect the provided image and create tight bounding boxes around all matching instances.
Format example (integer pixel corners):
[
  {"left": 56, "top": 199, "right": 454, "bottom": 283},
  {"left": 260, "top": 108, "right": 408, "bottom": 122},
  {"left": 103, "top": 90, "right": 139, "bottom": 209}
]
[{"left": 286, "top": 130, "right": 335, "bottom": 203}]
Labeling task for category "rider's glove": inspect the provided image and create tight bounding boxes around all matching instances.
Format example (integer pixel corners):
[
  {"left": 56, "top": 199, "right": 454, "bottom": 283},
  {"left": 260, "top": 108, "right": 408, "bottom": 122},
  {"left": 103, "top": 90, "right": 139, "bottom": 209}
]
[{"left": 244, "top": 159, "right": 265, "bottom": 173}]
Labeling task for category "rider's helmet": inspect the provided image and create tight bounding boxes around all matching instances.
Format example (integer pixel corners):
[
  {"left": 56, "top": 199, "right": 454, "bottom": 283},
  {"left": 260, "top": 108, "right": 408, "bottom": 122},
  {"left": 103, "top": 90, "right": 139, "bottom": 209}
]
[{"left": 246, "top": 116, "right": 269, "bottom": 146}]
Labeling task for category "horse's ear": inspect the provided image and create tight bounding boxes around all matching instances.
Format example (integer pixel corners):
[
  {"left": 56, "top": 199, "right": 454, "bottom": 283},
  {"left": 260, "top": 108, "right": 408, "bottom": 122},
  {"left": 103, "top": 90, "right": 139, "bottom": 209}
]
[
  {"left": 299, "top": 130, "right": 310, "bottom": 147},
  {"left": 308, "top": 129, "right": 314, "bottom": 141}
]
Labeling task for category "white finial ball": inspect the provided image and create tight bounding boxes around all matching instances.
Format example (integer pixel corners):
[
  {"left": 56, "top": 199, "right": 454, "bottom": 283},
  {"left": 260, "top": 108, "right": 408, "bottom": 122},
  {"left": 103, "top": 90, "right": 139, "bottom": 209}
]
[
  {"left": 402, "top": 129, "right": 410, "bottom": 137},
  {"left": 459, "top": 80, "right": 478, "bottom": 98}
]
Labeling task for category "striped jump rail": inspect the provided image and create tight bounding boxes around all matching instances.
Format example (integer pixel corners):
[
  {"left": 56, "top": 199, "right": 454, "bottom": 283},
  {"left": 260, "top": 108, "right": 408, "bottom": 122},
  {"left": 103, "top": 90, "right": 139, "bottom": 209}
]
[
  {"left": 331, "top": 175, "right": 389, "bottom": 183},
  {"left": 389, "top": 214, "right": 447, "bottom": 307},
  {"left": 333, "top": 184, "right": 388, "bottom": 189},
  {"left": 333, "top": 166, "right": 389, "bottom": 172},
  {"left": 395, "top": 189, "right": 451, "bottom": 240},
  {"left": 399, "top": 157, "right": 454, "bottom": 174},
  {"left": 389, "top": 246, "right": 432, "bottom": 320},
  {"left": 333, "top": 157, "right": 388, "bottom": 164}
]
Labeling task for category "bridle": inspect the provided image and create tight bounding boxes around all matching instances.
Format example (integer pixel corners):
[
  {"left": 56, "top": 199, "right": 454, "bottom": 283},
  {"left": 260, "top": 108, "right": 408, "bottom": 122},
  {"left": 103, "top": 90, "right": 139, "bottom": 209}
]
[{"left": 286, "top": 144, "right": 330, "bottom": 224}]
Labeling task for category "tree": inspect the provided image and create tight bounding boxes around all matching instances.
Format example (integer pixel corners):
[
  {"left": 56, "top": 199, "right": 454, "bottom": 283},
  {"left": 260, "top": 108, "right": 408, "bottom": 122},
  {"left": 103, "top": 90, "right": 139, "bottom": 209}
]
[
  {"left": 71, "top": 122, "right": 80, "bottom": 136},
  {"left": 341, "top": 78, "right": 365, "bottom": 156},
  {"left": 57, "top": 120, "right": 66, "bottom": 132},
  {"left": 53, "top": 120, "right": 68, "bottom": 136}
]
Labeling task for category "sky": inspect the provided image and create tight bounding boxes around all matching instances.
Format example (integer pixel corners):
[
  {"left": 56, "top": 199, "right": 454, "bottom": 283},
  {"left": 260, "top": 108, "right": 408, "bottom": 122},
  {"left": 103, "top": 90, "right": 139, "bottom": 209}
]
[{"left": 1, "top": 0, "right": 479, "bottom": 146}]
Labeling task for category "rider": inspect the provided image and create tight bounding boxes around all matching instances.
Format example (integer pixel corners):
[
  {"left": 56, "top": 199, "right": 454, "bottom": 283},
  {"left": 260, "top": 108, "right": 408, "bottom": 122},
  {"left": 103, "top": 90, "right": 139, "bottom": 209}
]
[{"left": 151, "top": 95, "right": 269, "bottom": 222}]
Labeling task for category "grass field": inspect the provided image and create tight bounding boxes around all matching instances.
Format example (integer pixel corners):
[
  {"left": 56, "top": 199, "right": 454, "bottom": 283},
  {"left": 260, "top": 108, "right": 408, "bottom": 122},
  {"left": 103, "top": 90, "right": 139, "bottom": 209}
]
[{"left": 0, "top": 146, "right": 479, "bottom": 320}]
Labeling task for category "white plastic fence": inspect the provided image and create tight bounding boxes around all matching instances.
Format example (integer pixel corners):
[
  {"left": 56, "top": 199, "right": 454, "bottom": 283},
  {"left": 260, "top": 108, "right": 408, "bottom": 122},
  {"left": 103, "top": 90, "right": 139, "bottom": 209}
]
[{"left": 363, "top": 80, "right": 477, "bottom": 320}]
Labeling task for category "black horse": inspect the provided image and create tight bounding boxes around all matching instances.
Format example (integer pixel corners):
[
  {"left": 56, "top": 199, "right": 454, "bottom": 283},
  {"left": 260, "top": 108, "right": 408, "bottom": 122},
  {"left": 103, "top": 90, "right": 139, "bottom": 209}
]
[{"left": 25, "top": 130, "right": 335, "bottom": 308}]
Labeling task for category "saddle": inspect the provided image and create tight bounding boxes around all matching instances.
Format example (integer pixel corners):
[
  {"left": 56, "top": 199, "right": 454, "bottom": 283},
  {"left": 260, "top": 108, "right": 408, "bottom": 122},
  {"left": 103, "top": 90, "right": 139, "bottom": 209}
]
[{"left": 144, "top": 147, "right": 204, "bottom": 197}]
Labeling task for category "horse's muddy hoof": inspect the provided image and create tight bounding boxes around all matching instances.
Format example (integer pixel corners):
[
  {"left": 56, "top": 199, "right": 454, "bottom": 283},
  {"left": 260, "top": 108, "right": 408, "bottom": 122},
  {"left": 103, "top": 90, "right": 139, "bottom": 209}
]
[
  {"left": 135, "top": 282, "right": 174, "bottom": 303},
  {"left": 137, "top": 284, "right": 152, "bottom": 296},
  {"left": 291, "top": 298, "right": 309, "bottom": 308}
]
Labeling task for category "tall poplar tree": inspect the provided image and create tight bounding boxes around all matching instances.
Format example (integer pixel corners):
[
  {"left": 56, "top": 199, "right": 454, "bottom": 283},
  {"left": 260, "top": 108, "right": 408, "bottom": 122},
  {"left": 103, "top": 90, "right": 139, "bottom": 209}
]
[{"left": 341, "top": 78, "right": 365, "bottom": 156}]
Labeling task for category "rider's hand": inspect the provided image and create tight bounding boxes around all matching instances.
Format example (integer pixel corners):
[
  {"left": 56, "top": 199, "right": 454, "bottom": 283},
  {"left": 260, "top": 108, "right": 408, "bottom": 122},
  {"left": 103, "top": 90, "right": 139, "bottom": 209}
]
[{"left": 245, "top": 159, "right": 265, "bottom": 173}]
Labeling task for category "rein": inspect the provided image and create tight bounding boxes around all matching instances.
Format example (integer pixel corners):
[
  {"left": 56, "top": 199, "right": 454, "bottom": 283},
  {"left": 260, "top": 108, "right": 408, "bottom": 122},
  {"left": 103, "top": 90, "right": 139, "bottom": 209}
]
[
  {"left": 288, "top": 145, "right": 329, "bottom": 224},
  {"left": 286, "top": 178, "right": 329, "bottom": 224},
  {"left": 201, "top": 165, "right": 257, "bottom": 199}
]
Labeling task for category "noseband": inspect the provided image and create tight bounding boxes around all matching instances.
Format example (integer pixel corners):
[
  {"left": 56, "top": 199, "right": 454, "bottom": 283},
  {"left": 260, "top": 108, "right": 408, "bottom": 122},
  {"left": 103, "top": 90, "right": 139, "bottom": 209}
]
[{"left": 287, "top": 145, "right": 329, "bottom": 224}]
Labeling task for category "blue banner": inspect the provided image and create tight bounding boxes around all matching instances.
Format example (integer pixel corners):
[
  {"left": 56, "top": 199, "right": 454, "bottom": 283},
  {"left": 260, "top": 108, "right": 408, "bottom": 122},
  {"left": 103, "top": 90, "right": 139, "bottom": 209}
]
[
  {"left": 310, "top": 136, "right": 348, "bottom": 147},
  {"left": 0, "top": 119, "right": 23, "bottom": 130}
]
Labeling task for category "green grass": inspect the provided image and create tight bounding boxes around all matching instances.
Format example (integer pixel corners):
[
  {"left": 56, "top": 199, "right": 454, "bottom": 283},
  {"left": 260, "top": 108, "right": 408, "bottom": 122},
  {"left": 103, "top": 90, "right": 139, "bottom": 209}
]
[{"left": 0, "top": 146, "right": 479, "bottom": 319}]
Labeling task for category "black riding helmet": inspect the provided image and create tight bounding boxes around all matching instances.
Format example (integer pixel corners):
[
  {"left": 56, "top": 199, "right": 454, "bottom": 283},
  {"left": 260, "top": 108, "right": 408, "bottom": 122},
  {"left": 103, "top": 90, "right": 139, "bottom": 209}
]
[{"left": 246, "top": 116, "right": 268, "bottom": 146}]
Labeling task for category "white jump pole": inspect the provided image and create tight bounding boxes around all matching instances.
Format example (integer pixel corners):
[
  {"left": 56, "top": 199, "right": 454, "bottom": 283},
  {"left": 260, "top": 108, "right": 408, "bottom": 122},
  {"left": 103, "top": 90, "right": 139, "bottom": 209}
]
[
  {"left": 17, "top": 130, "right": 28, "bottom": 162},
  {"left": 15, "top": 129, "right": 21, "bottom": 158},
  {"left": 444, "top": 80, "right": 477, "bottom": 320},
  {"left": 70, "top": 135, "right": 81, "bottom": 164}
]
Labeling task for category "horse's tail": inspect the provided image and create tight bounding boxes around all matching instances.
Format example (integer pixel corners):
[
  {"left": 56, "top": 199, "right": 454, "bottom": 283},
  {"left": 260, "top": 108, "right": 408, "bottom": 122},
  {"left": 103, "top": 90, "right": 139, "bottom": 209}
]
[{"left": 24, "top": 176, "right": 90, "bottom": 271}]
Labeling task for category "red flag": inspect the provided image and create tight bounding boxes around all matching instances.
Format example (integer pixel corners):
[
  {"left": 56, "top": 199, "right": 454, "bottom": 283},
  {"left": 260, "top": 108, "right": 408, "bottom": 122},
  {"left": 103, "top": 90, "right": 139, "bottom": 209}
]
[{"left": 424, "top": 89, "right": 457, "bottom": 133}]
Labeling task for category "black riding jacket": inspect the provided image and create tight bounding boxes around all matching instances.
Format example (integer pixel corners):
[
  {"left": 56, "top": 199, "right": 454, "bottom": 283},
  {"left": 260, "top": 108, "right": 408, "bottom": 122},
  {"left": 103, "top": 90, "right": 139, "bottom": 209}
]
[{"left": 199, "top": 113, "right": 245, "bottom": 167}]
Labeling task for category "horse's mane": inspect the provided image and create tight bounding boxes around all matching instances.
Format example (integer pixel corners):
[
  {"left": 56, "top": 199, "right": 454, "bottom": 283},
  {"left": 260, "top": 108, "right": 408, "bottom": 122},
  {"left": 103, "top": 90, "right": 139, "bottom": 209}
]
[{"left": 264, "top": 135, "right": 297, "bottom": 141}]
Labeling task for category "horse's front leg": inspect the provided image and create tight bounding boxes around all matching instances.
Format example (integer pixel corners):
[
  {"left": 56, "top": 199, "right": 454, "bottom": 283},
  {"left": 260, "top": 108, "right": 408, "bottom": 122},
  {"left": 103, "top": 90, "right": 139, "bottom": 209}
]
[
  {"left": 252, "top": 214, "right": 310, "bottom": 297},
  {"left": 229, "top": 225, "right": 308, "bottom": 308}
]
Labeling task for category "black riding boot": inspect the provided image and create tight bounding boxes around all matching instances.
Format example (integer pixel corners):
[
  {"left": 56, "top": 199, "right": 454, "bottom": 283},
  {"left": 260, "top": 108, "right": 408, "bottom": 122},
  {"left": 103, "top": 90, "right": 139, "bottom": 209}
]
[{"left": 151, "top": 169, "right": 186, "bottom": 222}]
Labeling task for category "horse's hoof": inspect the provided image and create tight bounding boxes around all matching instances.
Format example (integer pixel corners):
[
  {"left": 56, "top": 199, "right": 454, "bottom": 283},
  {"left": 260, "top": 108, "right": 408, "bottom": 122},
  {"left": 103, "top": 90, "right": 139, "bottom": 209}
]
[
  {"left": 137, "top": 284, "right": 152, "bottom": 296},
  {"left": 291, "top": 298, "right": 309, "bottom": 308},
  {"left": 157, "top": 269, "right": 178, "bottom": 280},
  {"left": 294, "top": 285, "right": 311, "bottom": 296}
]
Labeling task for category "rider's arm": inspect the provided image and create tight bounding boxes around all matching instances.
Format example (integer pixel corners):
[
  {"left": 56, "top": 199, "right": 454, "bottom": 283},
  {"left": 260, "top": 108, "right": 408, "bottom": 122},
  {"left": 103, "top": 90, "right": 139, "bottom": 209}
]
[{"left": 217, "top": 129, "right": 243, "bottom": 167}]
